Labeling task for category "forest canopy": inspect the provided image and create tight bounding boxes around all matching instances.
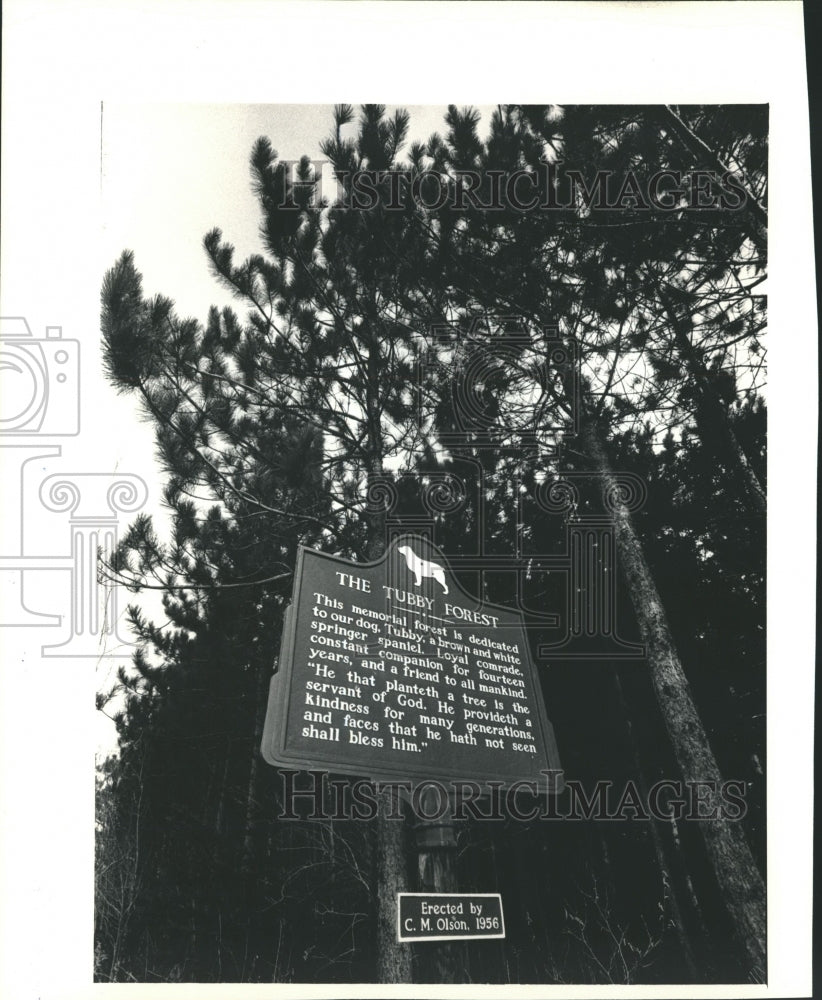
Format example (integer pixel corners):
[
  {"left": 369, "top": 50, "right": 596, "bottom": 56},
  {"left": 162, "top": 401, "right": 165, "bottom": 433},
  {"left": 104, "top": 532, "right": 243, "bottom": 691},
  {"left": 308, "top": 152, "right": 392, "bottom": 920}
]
[{"left": 96, "top": 104, "right": 766, "bottom": 985}]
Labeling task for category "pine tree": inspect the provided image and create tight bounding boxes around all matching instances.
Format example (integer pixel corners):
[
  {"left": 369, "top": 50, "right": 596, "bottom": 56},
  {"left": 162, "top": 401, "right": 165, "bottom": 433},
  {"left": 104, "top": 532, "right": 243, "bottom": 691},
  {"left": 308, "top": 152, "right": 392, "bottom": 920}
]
[
  {"left": 97, "top": 102, "right": 768, "bottom": 983},
  {"left": 392, "top": 103, "right": 767, "bottom": 975},
  {"left": 99, "top": 105, "right": 453, "bottom": 983}
]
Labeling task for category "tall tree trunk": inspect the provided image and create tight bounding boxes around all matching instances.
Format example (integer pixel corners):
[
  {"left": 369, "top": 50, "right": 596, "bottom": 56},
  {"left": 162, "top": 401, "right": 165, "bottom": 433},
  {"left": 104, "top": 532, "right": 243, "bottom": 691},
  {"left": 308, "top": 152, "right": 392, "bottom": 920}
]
[
  {"left": 580, "top": 417, "right": 766, "bottom": 977},
  {"left": 658, "top": 285, "right": 766, "bottom": 517},
  {"left": 375, "top": 788, "right": 412, "bottom": 983},
  {"left": 414, "top": 788, "right": 463, "bottom": 983},
  {"left": 657, "top": 105, "right": 767, "bottom": 253},
  {"left": 365, "top": 383, "right": 413, "bottom": 983},
  {"left": 612, "top": 671, "right": 700, "bottom": 980},
  {"left": 242, "top": 662, "right": 270, "bottom": 876}
]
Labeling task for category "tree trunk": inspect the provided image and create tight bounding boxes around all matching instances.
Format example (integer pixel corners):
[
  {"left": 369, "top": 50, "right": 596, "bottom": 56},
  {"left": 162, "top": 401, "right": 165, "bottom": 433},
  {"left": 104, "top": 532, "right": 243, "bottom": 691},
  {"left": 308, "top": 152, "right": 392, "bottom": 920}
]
[
  {"left": 415, "top": 848, "right": 465, "bottom": 982},
  {"left": 375, "top": 788, "right": 413, "bottom": 983},
  {"left": 580, "top": 417, "right": 766, "bottom": 978},
  {"left": 366, "top": 428, "right": 413, "bottom": 983},
  {"left": 612, "top": 671, "right": 700, "bottom": 980},
  {"left": 241, "top": 662, "right": 270, "bottom": 876},
  {"left": 413, "top": 788, "right": 464, "bottom": 983},
  {"left": 657, "top": 105, "right": 767, "bottom": 253},
  {"left": 658, "top": 286, "right": 766, "bottom": 517}
]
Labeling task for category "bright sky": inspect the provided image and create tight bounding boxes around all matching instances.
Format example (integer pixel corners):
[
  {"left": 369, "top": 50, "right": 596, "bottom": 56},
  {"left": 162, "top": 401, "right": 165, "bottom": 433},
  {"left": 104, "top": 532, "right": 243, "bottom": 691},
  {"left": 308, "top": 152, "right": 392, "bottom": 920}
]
[
  {"left": 102, "top": 103, "right": 498, "bottom": 319},
  {"left": 96, "top": 103, "right": 499, "bottom": 754}
]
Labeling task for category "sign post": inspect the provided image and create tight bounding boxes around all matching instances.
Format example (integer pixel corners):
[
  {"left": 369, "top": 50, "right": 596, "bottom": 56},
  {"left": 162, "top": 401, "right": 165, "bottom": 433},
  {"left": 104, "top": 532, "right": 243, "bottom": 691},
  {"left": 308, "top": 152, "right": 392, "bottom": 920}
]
[{"left": 261, "top": 535, "right": 562, "bottom": 981}]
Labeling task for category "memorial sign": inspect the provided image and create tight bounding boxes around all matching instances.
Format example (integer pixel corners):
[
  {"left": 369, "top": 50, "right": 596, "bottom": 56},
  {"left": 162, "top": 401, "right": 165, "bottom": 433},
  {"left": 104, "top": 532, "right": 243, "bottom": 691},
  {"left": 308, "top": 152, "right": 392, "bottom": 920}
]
[
  {"left": 261, "top": 535, "right": 561, "bottom": 788},
  {"left": 398, "top": 893, "right": 505, "bottom": 942}
]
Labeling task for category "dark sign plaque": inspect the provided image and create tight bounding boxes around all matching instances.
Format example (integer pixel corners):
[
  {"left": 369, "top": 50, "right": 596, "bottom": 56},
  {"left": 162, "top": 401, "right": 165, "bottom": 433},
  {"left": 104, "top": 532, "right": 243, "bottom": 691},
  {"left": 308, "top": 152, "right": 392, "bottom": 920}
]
[
  {"left": 261, "top": 535, "right": 561, "bottom": 788},
  {"left": 398, "top": 893, "right": 505, "bottom": 942}
]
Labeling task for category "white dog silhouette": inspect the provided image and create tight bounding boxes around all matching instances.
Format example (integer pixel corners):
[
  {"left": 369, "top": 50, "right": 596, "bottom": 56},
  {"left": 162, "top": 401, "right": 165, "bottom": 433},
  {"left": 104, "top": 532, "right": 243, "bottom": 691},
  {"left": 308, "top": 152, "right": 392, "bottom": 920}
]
[{"left": 397, "top": 545, "right": 449, "bottom": 595}]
